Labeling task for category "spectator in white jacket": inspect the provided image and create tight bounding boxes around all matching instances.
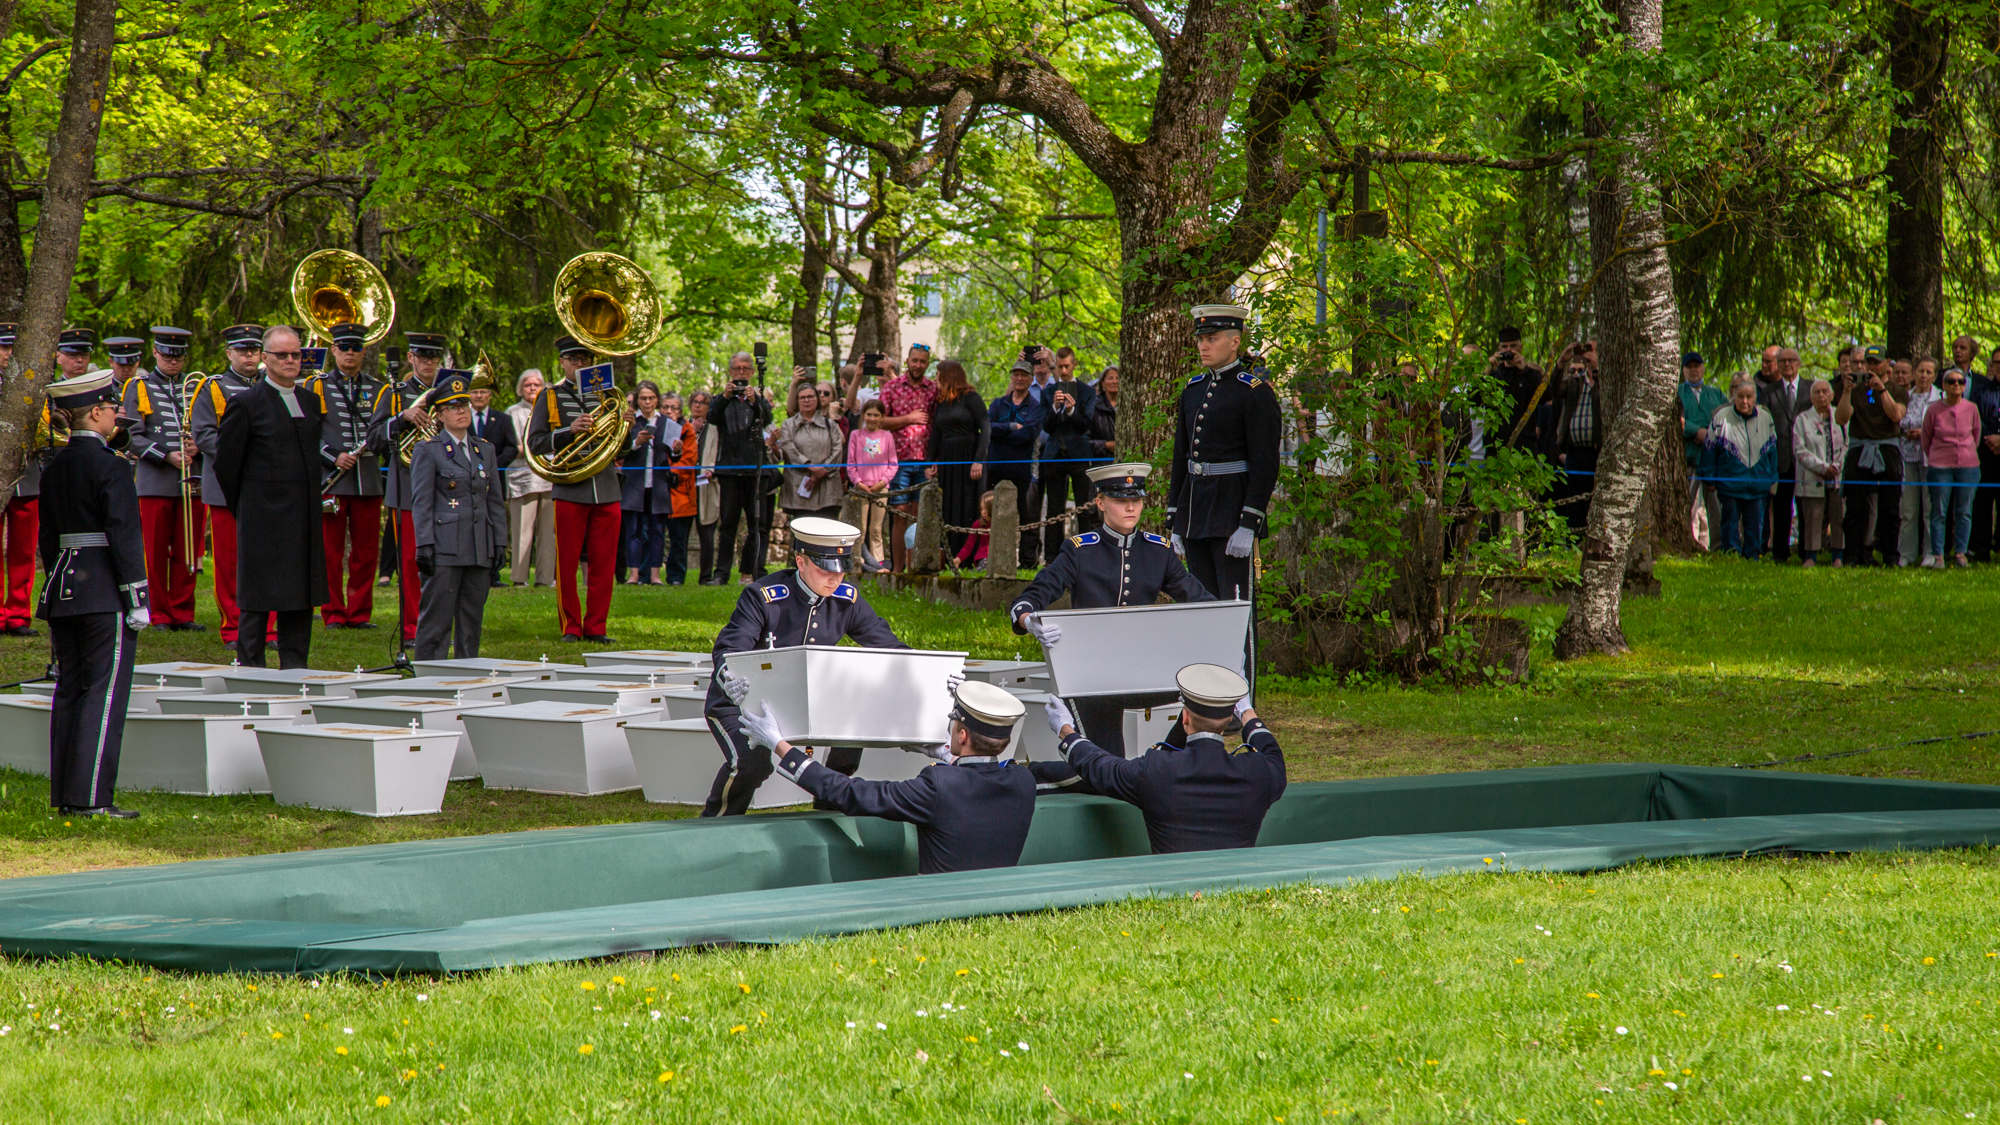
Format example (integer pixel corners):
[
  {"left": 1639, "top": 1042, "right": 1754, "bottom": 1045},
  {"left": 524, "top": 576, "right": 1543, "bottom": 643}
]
[{"left": 1792, "top": 378, "right": 1847, "bottom": 568}]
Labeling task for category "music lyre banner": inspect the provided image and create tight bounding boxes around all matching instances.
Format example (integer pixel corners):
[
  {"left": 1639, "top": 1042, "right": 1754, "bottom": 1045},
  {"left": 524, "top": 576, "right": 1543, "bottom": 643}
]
[
  {"left": 300, "top": 348, "right": 327, "bottom": 374},
  {"left": 578, "top": 363, "right": 615, "bottom": 395}
]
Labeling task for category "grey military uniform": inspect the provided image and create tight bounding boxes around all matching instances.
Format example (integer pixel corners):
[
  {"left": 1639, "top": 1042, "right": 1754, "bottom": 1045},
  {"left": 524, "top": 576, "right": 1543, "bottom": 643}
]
[
  {"left": 309, "top": 371, "right": 385, "bottom": 497},
  {"left": 188, "top": 370, "right": 258, "bottom": 506},
  {"left": 122, "top": 369, "right": 194, "bottom": 498},
  {"left": 524, "top": 380, "right": 632, "bottom": 506},
  {"left": 410, "top": 430, "right": 506, "bottom": 660},
  {"left": 366, "top": 375, "right": 436, "bottom": 510}
]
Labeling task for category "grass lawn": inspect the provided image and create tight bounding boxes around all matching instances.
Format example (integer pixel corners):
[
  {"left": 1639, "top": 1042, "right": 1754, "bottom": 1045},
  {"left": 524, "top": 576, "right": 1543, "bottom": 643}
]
[{"left": 0, "top": 555, "right": 1998, "bottom": 1118}]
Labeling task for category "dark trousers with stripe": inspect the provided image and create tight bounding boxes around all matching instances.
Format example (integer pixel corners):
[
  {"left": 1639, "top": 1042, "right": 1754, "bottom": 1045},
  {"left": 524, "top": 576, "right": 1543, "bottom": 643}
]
[
  {"left": 49, "top": 611, "right": 136, "bottom": 809},
  {"left": 701, "top": 710, "right": 861, "bottom": 817}
]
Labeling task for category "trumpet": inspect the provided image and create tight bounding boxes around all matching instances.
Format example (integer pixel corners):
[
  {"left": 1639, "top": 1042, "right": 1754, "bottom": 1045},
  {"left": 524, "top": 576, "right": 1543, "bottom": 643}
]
[{"left": 397, "top": 386, "right": 439, "bottom": 466}]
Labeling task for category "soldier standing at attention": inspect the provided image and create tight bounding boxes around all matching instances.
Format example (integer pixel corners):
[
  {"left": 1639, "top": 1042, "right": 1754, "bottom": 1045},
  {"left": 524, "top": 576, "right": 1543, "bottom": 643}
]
[
  {"left": 366, "top": 330, "right": 446, "bottom": 646},
  {"left": 310, "top": 322, "right": 386, "bottom": 629},
  {"left": 122, "top": 326, "right": 204, "bottom": 631},
  {"left": 39, "top": 370, "right": 149, "bottom": 818},
  {"left": 1011, "top": 461, "right": 1213, "bottom": 757},
  {"left": 411, "top": 371, "right": 507, "bottom": 660},
  {"left": 1168, "top": 304, "right": 1281, "bottom": 604},
  {"left": 190, "top": 325, "right": 266, "bottom": 647}
]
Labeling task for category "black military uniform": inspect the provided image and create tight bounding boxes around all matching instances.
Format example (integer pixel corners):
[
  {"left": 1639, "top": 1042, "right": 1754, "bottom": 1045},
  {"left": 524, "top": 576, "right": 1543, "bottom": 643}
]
[
  {"left": 38, "top": 372, "right": 148, "bottom": 817},
  {"left": 1033, "top": 664, "right": 1285, "bottom": 854},
  {"left": 1010, "top": 461, "right": 1213, "bottom": 757},
  {"left": 702, "top": 517, "right": 906, "bottom": 817},
  {"left": 768, "top": 681, "right": 1037, "bottom": 874},
  {"left": 1167, "top": 305, "right": 1281, "bottom": 604}
]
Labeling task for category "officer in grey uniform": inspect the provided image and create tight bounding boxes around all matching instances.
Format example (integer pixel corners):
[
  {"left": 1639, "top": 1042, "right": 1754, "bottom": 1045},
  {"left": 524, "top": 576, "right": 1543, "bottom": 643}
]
[
  {"left": 411, "top": 371, "right": 507, "bottom": 660},
  {"left": 309, "top": 321, "right": 386, "bottom": 629},
  {"left": 189, "top": 324, "right": 266, "bottom": 646},
  {"left": 122, "top": 326, "right": 203, "bottom": 630}
]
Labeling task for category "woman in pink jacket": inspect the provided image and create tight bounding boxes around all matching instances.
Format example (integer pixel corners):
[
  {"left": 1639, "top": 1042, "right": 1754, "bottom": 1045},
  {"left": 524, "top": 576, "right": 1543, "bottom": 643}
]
[{"left": 1921, "top": 368, "right": 1981, "bottom": 568}]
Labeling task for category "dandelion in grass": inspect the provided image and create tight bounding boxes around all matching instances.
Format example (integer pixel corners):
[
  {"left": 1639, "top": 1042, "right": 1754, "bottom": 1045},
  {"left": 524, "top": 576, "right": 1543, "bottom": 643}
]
[
  {"left": 1712, "top": 973, "right": 1725, "bottom": 979},
  {"left": 272, "top": 1031, "right": 284, "bottom": 1040},
  {"left": 965, "top": 1035, "right": 978, "bottom": 1043},
  {"left": 956, "top": 969, "right": 969, "bottom": 976},
  {"left": 729, "top": 1025, "right": 746, "bottom": 1035},
  {"left": 375, "top": 1096, "right": 391, "bottom": 1107},
  {"left": 336, "top": 1047, "right": 348, "bottom": 1056},
  {"left": 581, "top": 982, "right": 596, "bottom": 992},
  {"left": 1925, "top": 957, "right": 1937, "bottom": 965},
  {"left": 658, "top": 1071, "right": 674, "bottom": 1083},
  {"left": 1649, "top": 1069, "right": 1665, "bottom": 1077},
  {"left": 738, "top": 983, "right": 751, "bottom": 994},
  {"left": 400, "top": 1069, "right": 417, "bottom": 1079},
  {"left": 578, "top": 1044, "right": 594, "bottom": 1055},
  {"left": 612, "top": 976, "right": 625, "bottom": 986},
  {"left": 1586, "top": 992, "right": 1600, "bottom": 999}
]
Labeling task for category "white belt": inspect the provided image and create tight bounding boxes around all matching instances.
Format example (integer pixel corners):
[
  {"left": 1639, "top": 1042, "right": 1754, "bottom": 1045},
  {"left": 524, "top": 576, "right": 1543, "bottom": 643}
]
[
  {"left": 1187, "top": 460, "right": 1247, "bottom": 476},
  {"left": 58, "top": 533, "right": 108, "bottom": 548}
]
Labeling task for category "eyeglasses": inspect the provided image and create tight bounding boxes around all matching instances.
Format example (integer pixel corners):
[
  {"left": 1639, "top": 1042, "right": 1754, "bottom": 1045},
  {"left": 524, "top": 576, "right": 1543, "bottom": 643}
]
[
  {"left": 1945, "top": 378, "right": 1966, "bottom": 386},
  {"left": 334, "top": 343, "right": 363, "bottom": 352},
  {"left": 265, "top": 351, "right": 302, "bottom": 361}
]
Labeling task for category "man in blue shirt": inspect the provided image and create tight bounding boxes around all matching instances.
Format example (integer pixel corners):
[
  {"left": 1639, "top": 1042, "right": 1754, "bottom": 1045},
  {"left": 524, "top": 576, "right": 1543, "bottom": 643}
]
[{"left": 987, "top": 359, "right": 1045, "bottom": 566}]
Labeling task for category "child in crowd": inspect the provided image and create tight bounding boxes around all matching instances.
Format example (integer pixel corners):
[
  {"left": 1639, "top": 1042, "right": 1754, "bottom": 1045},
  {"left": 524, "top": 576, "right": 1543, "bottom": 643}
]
[
  {"left": 954, "top": 490, "right": 994, "bottom": 570},
  {"left": 845, "top": 400, "right": 899, "bottom": 568}
]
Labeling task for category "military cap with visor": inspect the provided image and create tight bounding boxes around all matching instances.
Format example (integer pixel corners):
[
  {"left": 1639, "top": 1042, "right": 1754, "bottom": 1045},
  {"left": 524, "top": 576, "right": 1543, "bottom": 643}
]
[
  {"left": 0, "top": 323, "right": 16, "bottom": 345},
  {"left": 104, "top": 337, "right": 145, "bottom": 363},
  {"left": 554, "top": 334, "right": 594, "bottom": 359},
  {"left": 150, "top": 326, "right": 193, "bottom": 357},
  {"left": 222, "top": 324, "right": 265, "bottom": 349},
  {"left": 1175, "top": 663, "right": 1250, "bottom": 721},
  {"left": 47, "top": 370, "right": 123, "bottom": 412},
  {"left": 57, "top": 328, "right": 95, "bottom": 354},
  {"left": 328, "top": 322, "right": 368, "bottom": 348},
  {"left": 790, "top": 516, "right": 862, "bottom": 573},
  {"left": 1086, "top": 461, "right": 1153, "bottom": 499},
  {"left": 950, "top": 679, "right": 1026, "bottom": 742},
  {"left": 428, "top": 370, "right": 475, "bottom": 407},
  {"left": 405, "top": 331, "right": 447, "bottom": 358},
  {"left": 1191, "top": 304, "right": 1250, "bottom": 336}
]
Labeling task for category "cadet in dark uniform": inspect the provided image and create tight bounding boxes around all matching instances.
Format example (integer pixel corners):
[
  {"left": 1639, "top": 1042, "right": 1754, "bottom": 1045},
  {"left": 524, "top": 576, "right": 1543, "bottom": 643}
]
[
  {"left": 310, "top": 322, "right": 386, "bottom": 628},
  {"left": 524, "top": 335, "right": 635, "bottom": 643},
  {"left": 213, "top": 325, "right": 327, "bottom": 668},
  {"left": 366, "top": 330, "right": 446, "bottom": 645},
  {"left": 190, "top": 325, "right": 266, "bottom": 646},
  {"left": 1011, "top": 461, "right": 1213, "bottom": 757},
  {"left": 1167, "top": 304, "right": 1281, "bottom": 604},
  {"left": 411, "top": 371, "right": 507, "bottom": 660},
  {"left": 746, "top": 679, "right": 1038, "bottom": 875},
  {"left": 1038, "top": 664, "right": 1284, "bottom": 854},
  {"left": 38, "top": 371, "right": 148, "bottom": 817},
  {"left": 703, "top": 517, "right": 914, "bottom": 817},
  {"left": 123, "top": 326, "right": 203, "bottom": 630}
]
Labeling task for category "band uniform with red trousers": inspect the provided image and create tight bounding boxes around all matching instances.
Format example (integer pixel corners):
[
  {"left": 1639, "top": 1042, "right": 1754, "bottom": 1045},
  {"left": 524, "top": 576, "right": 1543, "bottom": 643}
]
[
  {"left": 702, "top": 518, "right": 908, "bottom": 817},
  {"left": 39, "top": 370, "right": 149, "bottom": 818},
  {"left": 366, "top": 331, "right": 448, "bottom": 645},
  {"left": 1, "top": 411, "right": 47, "bottom": 638},
  {"left": 309, "top": 321, "right": 385, "bottom": 629},
  {"left": 525, "top": 334, "right": 634, "bottom": 644},
  {"left": 189, "top": 324, "right": 268, "bottom": 645},
  {"left": 121, "top": 325, "right": 205, "bottom": 630}
]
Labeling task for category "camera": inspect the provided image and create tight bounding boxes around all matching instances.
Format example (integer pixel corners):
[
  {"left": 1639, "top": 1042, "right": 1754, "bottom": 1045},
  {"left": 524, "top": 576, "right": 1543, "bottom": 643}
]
[{"left": 1022, "top": 345, "right": 1043, "bottom": 363}]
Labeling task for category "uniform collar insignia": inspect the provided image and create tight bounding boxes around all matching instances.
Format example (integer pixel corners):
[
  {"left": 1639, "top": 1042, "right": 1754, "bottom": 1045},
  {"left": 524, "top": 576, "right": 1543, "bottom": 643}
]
[
  {"left": 1238, "top": 368, "right": 1265, "bottom": 387},
  {"left": 951, "top": 754, "right": 1002, "bottom": 766},
  {"left": 830, "top": 582, "right": 857, "bottom": 602}
]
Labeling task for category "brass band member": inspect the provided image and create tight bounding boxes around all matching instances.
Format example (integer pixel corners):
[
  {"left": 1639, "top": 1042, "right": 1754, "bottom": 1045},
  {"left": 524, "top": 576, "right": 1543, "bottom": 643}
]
[
  {"left": 3, "top": 328, "right": 92, "bottom": 637},
  {"left": 366, "top": 330, "right": 446, "bottom": 646},
  {"left": 309, "top": 322, "right": 385, "bottom": 629},
  {"left": 189, "top": 324, "right": 266, "bottom": 647},
  {"left": 525, "top": 334, "right": 634, "bottom": 644},
  {"left": 411, "top": 371, "right": 507, "bottom": 659},
  {"left": 104, "top": 336, "right": 145, "bottom": 387},
  {"left": 121, "top": 326, "right": 204, "bottom": 630}
]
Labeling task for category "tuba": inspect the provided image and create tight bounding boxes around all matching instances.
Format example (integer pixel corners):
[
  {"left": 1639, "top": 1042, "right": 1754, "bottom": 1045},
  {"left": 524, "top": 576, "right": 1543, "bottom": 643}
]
[
  {"left": 526, "top": 253, "right": 662, "bottom": 484},
  {"left": 290, "top": 249, "right": 396, "bottom": 346}
]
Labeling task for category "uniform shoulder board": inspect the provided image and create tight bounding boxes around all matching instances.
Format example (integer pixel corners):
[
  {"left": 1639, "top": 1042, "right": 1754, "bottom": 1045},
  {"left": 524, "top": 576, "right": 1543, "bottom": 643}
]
[
  {"left": 1142, "top": 532, "right": 1169, "bottom": 547},
  {"left": 1069, "top": 531, "right": 1100, "bottom": 548},
  {"left": 830, "top": 582, "right": 858, "bottom": 602},
  {"left": 1186, "top": 372, "right": 1207, "bottom": 385},
  {"left": 1238, "top": 369, "right": 1268, "bottom": 389},
  {"left": 758, "top": 581, "right": 790, "bottom": 604}
]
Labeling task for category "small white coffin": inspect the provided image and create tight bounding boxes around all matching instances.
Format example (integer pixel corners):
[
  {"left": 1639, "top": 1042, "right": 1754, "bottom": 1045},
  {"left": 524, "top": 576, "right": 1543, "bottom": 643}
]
[
  {"left": 308, "top": 696, "right": 507, "bottom": 781},
  {"left": 348, "top": 675, "right": 515, "bottom": 704},
  {"left": 156, "top": 693, "right": 321, "bottom": 722},
  {"left": 256, "top": 724, "right": 459, "bottom": 816},
  {"left": 961, "top": 659, "right": 1048, "bottom": 689},
  {"left": 504, "top": 681, "right": 684, "bottom": 709},
  {"left": 460, "top": 700, "right": 656, "bottom": 795},
  {"left": 218, "top": 668, "right": 403, "bottom": 698},
  {"left": 17, "top": 680, "right": 207, "bottom": 714},
  {"left": 0, "top": 697, "right": 148, "bottom": 776},
  {"left": 551, "top": 664, "right": 709, "bottom": 688},
  {"left": 657, "top": 686, "right": 708, "bottom": 720},
  {"left": 1038, "top": 599, "right": 1252, "bottom": 696},
  {"left": 132, "top": 661, "right": 237, "bottom": 692},
  {"left": 725, "top": 645, "right": 965, "bottom": 747},
  {"left": 1002, "top": 691, "right": 1063, "bottom": 762},
  {"left": 119, "top": 714, "right": 294, "bottom": 794},
  {"left": 409, "top": 657, "right": 572, "bottom": 681},
  {"left": 625, "top": 718, "right": 808, "bottom": 808},
  {"left": 1124, "top": 702, "right": 1184, "bottom": 753},
  {"left": 584, "top": 650, "right": 713, "bottom": 669}
]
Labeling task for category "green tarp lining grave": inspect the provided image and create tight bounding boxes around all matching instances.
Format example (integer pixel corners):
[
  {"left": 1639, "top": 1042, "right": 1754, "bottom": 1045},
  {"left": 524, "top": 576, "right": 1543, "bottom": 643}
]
[{"left": 3, "top": 764, "right": 1999, "bottom": 974}]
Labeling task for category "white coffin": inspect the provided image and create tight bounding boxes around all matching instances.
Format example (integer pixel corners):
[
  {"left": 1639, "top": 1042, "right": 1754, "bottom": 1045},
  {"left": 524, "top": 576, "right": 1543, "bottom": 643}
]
[
  {"left": 218, "top": 668, "right": 403, "bottom": 698},
  {"left": 961, "top": 660, "right": 1048, "bottom": 689},
  {"left": 307, "top": 697, "right": 507, "bottom": 781},
  {"left": 157, "top": 693, "right": 322, "bottom": 722},
  {"left": 1002, "top": 691, "right": 1063, "bottom": 762},
  {"left": 256, "top": 724, "right": 459, "bottom": 816},
  {"left": 1038, "top": 600, "right": 1251, "bottom": 697},
  {"left": 725, "top": 645, "right": 965, "bottom": 747},
  {"left": 656, "top": 686, "right": 709, "bottom": 720},
  {"left": 119, "top": 714, "right": 294, "bottom": 794},
  {"left": 460, "top": 701, "right": 657, "bottom": 795},
  {"left": 348, "top": 675, "right": 516, "bottom": 704},
  {"left": 409, "top": 657, "right": 572, "bottom": 681},
  {"left": 133, "top": 661, "right": 237, "bottom": 692},
  {"left": 504, "top": 681, "right": 685, "bottom": 709},
  {"left": 1125, "top": 702, "right": 1184, "bottom": 753},
  {"left": 0, "top": 697, "right": 150, "bottom": 776},
  {"left": 16, "top": 680, "right": 207, "bottom": 714},
  {"left": 584, "top": 650, "right": 713, "bottom": 669},
  {"left": 552, "top": 664, "right": 709, "bottom": 688},
  {"left": 624, "top": 719, "right": 810, "bottom": 809}
]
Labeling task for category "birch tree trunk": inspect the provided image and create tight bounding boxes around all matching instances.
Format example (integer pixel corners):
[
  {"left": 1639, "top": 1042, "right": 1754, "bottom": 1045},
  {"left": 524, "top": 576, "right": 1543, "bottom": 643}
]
[
  {"left": 0, "top": 0, "right": 116, "bottom": 494},
  {"left": 1552, "top": 0, "right": 1682, "bottom": 659}
]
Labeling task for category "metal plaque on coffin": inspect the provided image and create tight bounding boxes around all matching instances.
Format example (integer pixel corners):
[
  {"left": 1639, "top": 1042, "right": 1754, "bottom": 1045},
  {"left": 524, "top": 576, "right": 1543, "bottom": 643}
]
[
  {"left": 1037, "top": 599, "right": 1251, "bottom": 697},
  {"left": 724, "top": 645, "right": 965, "bottom": 747}
]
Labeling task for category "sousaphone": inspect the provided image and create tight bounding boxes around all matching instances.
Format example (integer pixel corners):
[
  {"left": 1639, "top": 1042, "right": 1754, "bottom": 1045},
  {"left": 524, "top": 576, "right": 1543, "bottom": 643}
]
[
  {"left": 528, "top": 252, "right": 661, "bottom": 484},
  {"left": 290, "top": 249, "right": 396, "bottom": 346}
]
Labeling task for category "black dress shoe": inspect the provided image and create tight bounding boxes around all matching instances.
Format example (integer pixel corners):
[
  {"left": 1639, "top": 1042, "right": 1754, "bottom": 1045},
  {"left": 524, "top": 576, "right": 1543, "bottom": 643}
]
[
  {"left": 582, "top": 635, "right": 617, "bottom": 645},
  {"left": 171, "top": 621, "right": 208, "bottom": 633},
  {"left": 67, "top": 805, "right": 140, "bottom": 819},
  {"left": 148, "top": 623, "right": 175, "bottom": 632},
  {"left": 348, "top": 621, "right": 380, "bottom": 630},
  {"left": 4, "top": 625, "right": 38, "bottom": 637},
  {"left": 558, "top": 634, "right": 583, "bottom": 643}
]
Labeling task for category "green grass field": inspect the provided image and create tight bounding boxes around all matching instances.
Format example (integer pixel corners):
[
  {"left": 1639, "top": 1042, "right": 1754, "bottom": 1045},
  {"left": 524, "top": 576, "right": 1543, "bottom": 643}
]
[{"left": 0, "top": 555, "right": 1997, "bottom": 1119}]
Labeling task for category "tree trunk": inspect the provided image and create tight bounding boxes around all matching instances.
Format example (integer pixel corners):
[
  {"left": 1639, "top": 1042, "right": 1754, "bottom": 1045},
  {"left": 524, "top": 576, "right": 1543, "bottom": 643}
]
[
  {"left": 790, "top": 144, "right": 827, "bottom": 372},
  {"left": 1882, "top": 2, "right": 1951, "bottom": 364},
  {"left": 1553, "top": 0, "right": 1683, "bottom": 659},
  {"left": 0, "top": 0, "right": 35, "bottom": 320},
  {"left": 0, "top": 0, "right": 116, "bottom": 493}
]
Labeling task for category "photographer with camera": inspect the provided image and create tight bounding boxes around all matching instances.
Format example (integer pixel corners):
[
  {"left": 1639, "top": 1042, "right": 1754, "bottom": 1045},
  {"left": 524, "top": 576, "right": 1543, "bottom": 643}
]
[
  {"left": 877, "top": 345, "right": 937, "bottom": 570},
  {"left": 709, "top": 352, "right": 774, "bottom": 585},
  {"left": 1034, "top": 345, "right": 1100, "bottom": 559},
  {"left": 1833, "top": 344, "right": 1910, "bottom": 566}
]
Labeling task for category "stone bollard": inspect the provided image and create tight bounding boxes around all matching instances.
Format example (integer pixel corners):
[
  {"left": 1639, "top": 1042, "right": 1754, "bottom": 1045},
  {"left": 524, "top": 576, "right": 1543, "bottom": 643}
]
[
  {"left": 911, "top": 482, "right": 944, "bottom": 573},
  {"left": 986, "top": 480, "right": 1019, "bottom": 577}
]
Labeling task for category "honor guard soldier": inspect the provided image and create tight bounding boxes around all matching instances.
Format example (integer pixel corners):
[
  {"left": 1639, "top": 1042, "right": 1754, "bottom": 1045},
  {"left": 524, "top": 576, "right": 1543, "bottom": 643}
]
[
  {"left": 525, "top": 334, "right": 635, "bottom": 644},
  {"left": 745, "top": 680, "right": 1038, "bottom": 875},
  {"left": 190, "top": 324, "right": 266, "bottom": 646},
  {"left": 105, "top": 337, "right": 145, "bottom": 388},
  {"left": 122, "top": 326, "right": 204, "bottom": 630},
  {"left": 410, "top": 370, "right": 507, "bottom": 660},
  {"left": 38, "top": 370, "right": 148, "bottom": 818},
  {"left": 310, "top": 322, "right": 386, "bottom": 629},
  {"left": 703, "top": 517, "right": 925, "bottom": 817},
  {"left": 367, "top": 330, "right": 446, "bottom": 645},
  {"left": 1038, "top": 664, "right": 1285, "bottom": 854},
  {"left": 1012, "top": 461, "right": 1213, "bottom": 757},
  {"left": 1169, "top": 305, "right": 1281, "bottom": 604}
]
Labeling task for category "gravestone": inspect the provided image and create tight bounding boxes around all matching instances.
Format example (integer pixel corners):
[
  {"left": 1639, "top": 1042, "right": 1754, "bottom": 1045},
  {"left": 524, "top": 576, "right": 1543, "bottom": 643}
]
[{"left": 986, "top": 480, "right": 1019, "bottom": 577}]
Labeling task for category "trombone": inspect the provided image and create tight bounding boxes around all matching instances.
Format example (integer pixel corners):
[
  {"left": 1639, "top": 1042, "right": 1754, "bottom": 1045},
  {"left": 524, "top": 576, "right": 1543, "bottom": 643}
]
[
  {"left": 525, "top": 252, "right": 662, "bottom": 485},
  {"left": 178, "top": 372, "right": 207, "bottom": 574}
]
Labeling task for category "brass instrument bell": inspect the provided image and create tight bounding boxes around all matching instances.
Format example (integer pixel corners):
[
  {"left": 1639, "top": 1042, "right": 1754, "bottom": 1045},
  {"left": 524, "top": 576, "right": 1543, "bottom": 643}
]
[{"left": 290, "top": 249, "right": 397, "bottom": 347}]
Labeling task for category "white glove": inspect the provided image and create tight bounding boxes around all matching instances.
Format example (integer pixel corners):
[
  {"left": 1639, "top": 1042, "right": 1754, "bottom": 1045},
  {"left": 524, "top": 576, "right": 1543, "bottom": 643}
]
[
  {"left": 1233, "top": 695, "right": 1254, "bottom": 721},
  {"left": 1225, "top": 526, "right": 1257, "bottom": 559},
  {"left": 1024, "top": 614, "right": 1062, "bottom": 646},
  {"left": 719, "top": 665, "right": 751, "bottom": 706},
  {"left": 1044, "top": 695, "right": 1075, "bottom": 736},
  {"left": 945, "top": 669, "right": 965, "bottom": 698},
  {"left": 123, "top": 607, "right": 149, "bottom": 632},
  {"left": 1170, "top": 532, "right": 1184, "bottom": 555},
  {"left": 739, "top": 700, "right": 783, "bottom": 751},
  {"left": 914, "top": 741, "right": 952, "bottom": 763}
]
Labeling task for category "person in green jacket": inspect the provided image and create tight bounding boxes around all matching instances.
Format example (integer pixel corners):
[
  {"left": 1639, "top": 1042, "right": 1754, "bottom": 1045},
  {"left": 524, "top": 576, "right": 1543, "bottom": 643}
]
[{"left": 1678, "top": 351, "right": 1726, "bottom": 549}]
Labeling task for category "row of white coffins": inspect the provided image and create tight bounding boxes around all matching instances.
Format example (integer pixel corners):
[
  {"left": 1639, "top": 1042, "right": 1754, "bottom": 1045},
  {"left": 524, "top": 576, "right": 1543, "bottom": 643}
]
[{"left": 0, "top": 648, "right": 1187, "bottom": 817}]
